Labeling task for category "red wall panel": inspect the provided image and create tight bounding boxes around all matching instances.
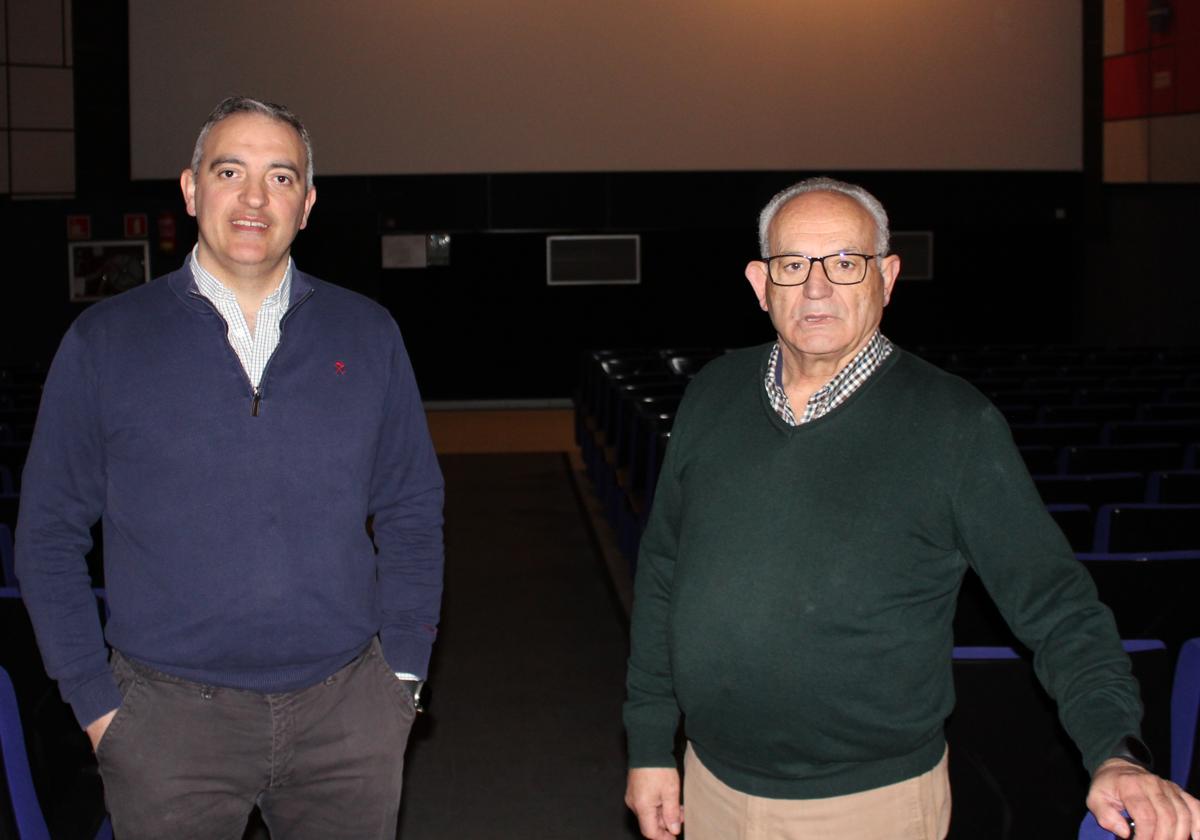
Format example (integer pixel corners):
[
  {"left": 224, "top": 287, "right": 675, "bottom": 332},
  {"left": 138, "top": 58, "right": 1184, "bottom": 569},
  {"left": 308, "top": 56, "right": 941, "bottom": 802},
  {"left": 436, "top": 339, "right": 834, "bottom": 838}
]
[
  {"left": 1106, "top": 52, "right": 1152, "bottom": 118},
  {"left": 1176, "top": 37, "right": 1200, "bottom": 110}
]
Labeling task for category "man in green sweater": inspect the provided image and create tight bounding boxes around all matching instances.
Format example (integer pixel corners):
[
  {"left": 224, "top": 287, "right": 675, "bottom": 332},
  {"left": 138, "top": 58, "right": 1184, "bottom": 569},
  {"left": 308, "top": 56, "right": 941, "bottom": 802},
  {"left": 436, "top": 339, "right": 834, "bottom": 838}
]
[{"left": 623, "top": 177, "right": 1200, "bottom": 840}]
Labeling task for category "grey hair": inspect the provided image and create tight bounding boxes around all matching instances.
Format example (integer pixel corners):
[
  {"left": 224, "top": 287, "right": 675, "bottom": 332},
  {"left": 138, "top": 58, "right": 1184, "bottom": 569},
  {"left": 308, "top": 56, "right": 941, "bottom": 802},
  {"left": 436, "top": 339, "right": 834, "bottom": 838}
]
[
  {"left": 190, "top": 96, "right": 315, "bottom": 190},
  {"left": 757, "top": 176, "right": 890, "bottom": 258}
]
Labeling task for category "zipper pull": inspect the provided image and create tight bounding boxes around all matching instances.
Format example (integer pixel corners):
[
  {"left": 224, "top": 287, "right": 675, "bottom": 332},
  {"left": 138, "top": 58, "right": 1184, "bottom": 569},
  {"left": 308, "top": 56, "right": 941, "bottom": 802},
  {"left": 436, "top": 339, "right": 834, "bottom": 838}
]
[{"left": 251, "top": 388, "right": 261, "bottom": 417}]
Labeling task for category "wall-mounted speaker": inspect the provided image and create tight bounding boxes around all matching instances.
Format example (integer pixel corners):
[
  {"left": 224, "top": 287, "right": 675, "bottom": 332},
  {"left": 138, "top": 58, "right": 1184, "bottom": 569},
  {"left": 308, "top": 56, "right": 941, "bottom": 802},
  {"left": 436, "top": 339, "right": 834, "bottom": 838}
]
[{"left": 546, "top": 235, "right": 640, "bottom": 286}]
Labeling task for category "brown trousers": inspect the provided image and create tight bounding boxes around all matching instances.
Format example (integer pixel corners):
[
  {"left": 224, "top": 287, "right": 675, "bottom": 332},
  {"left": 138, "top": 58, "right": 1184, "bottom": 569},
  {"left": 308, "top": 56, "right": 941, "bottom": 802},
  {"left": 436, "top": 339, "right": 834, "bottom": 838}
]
[
  {"left": 682, "top": 744, "right": 951, "bottom": 840},
  {"left": 97, "top": 639, "right": 416, "bottom": 840}
]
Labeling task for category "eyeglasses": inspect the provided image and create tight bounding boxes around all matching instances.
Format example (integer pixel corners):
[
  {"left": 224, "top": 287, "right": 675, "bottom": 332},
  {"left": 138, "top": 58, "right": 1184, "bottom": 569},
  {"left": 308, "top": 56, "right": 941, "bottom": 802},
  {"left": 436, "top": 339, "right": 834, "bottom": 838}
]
[{"left": 763, "top": 252, "right": 879, "bottom": 286}]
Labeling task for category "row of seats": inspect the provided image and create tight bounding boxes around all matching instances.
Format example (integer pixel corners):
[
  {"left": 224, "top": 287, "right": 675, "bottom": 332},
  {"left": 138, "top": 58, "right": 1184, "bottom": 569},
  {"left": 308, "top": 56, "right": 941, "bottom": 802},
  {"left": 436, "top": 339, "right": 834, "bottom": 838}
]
[
  {"left": 1002, "top": 401, "right": 1200, "bottom": 423},
  {"left": 916, "top": 343, "right": 1200, "bottom": 371},
  {"left": 1048, "top": 502, "right": 1200, "bottom": 554},
  {"left": 575, "top": 348, "right": 713, "bottom": 562},
  {"left": 944, "top": 345, "right": 1200, "bottom": 654},
  {"left": 1036, "top": 470, "right": 1200, "bottom": 506},
  {"left": 576, "top": 347, "right": 1200, "bottom": 561},
  {"left": 1020, "top": 441, "right": 1198, "bottom": 475},
  {"left": 1008, "top": 419, "right": 1200, "bottom": 447}
]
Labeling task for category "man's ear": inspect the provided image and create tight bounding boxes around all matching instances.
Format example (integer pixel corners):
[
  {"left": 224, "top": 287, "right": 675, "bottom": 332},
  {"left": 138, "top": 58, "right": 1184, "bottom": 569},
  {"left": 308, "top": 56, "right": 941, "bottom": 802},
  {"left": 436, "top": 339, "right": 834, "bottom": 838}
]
[
  {"left": 180, "top": 169, "right": 197, "bottom": 218},
  {"left": 879, "top": 254, "right": 901, "bottom": 306},
  {"left": 745, "top": 260, "right": 770, "bottom": 312},
  {"left": 299, "top": 186, "right": 317, "bottom": 230}
]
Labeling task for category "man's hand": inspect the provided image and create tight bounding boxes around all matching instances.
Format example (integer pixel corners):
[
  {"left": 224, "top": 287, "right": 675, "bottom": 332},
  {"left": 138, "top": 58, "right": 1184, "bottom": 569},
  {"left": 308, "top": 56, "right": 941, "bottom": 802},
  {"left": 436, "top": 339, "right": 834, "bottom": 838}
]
[
  {"left": 85, "top": 709, "right": 117, "bottom": 752},
  {"left": 1088, "top": 758, "right": 1200, "bottom": 840},
  {"left": 626, "top": 767, "right": 683, "bottom": 839}
]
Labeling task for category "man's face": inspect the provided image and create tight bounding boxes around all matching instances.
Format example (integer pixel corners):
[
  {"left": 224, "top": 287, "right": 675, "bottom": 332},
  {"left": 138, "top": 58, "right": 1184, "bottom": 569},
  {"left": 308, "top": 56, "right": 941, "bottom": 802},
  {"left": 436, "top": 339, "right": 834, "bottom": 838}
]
[
  {"left": 180, "top": 112, "right": 316, "bottom": 285},
  {"left": 745, "top": 191, "right": 899, "bottom": 370}
]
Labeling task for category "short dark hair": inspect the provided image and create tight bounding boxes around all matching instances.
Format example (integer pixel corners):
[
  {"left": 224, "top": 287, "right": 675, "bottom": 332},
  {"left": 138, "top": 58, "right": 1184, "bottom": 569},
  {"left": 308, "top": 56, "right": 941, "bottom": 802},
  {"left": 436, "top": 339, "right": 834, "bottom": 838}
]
[{"left": 190, "top": 96, "right": 314, "bottom": 189}]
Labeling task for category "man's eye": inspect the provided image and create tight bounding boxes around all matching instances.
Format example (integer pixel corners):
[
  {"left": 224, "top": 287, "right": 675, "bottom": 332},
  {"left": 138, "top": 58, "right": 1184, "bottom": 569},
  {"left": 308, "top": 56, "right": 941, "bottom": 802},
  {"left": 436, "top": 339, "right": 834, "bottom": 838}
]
[
  {"left": 273, "top": 174, "right": 292, "bottom": 184},
  {"left": 218, "top": 169, "right": 236, "bottom": 178}
]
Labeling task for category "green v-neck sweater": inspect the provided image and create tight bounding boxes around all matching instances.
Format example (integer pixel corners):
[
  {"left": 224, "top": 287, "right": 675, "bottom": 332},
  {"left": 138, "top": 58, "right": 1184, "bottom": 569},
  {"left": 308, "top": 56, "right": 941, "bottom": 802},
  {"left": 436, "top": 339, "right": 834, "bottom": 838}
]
[{"left": 624, "top": 344, "right": 1141, "bottom": 799}]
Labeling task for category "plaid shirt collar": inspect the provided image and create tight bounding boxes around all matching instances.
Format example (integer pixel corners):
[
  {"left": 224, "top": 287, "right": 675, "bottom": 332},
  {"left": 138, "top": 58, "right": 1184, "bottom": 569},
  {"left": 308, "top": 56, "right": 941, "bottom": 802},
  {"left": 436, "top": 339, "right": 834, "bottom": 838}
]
[{"left": 765, "top": 331, "right": 893, "bottom": 425}]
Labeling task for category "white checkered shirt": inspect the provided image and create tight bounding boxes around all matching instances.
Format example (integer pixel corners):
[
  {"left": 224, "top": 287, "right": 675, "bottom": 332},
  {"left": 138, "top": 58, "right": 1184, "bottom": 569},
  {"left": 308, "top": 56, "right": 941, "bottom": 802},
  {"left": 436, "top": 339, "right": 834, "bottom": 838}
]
[
  {"left": 765, "top": 331, "right": 894, "bottom": 425},
  {"left": 189, "top": 247, "right": 292, "bottom": 390}
]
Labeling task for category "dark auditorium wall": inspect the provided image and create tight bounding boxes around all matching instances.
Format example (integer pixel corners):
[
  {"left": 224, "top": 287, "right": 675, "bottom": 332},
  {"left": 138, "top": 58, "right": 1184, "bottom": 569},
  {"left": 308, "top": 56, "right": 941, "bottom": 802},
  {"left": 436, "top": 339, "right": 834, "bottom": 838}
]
[{"left": 0, "top": 1, "right": 1195, "bottom": 401}]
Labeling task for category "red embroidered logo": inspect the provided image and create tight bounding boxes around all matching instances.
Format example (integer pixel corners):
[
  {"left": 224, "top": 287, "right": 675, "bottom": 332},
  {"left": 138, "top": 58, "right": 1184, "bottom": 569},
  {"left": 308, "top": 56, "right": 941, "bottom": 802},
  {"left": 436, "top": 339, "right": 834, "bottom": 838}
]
[{"left": 334, "top": 361, "right": 346, "bottom": 375}]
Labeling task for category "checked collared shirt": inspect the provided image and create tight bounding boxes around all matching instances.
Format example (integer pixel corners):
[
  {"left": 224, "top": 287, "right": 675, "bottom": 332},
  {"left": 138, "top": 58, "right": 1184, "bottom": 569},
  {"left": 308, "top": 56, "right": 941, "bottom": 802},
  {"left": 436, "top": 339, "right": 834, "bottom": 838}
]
[
  {"left": 189, "top": 246, "right": 292, "bottom": 390},
  {"left": 765, "top": 331, "right": 894, "bottom": 425}
]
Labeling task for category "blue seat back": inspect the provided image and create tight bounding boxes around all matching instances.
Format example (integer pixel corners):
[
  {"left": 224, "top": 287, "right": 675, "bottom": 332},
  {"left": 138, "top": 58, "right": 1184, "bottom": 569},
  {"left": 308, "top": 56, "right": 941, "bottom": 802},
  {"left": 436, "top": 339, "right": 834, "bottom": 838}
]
[
  {"left": 1172, "top": 638, "right": 1200, "bottom": 791},
  {"left": 0, "top": 664, "right": 52, "bottom": 840}
]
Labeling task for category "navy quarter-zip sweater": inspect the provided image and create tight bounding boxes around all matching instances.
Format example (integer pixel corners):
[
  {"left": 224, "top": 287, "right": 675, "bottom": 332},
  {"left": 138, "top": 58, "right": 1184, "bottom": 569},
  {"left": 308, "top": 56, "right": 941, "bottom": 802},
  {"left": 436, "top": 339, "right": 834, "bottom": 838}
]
[
  {"left": 624, "top": 345, "right": 1141, "bottom": 798},
  {"left": 16, "top": 265, "right": 444, "bottom": 729}
]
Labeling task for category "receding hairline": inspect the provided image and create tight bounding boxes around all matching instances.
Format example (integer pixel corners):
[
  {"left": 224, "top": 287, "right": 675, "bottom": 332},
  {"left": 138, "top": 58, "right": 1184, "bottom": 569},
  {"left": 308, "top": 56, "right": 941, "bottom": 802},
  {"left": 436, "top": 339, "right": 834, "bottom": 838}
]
[
  {"left": 199, "top": 120, "right": 310, "bottom": 175},
  {"left": 767, "top": 190, "right": 882, "bottom": 253},
  {"left": 189, "top": 96, "right": 314, "bottom": 190},
  {"left": 757, "top": 176, "right": 891, "bottom": 258}
]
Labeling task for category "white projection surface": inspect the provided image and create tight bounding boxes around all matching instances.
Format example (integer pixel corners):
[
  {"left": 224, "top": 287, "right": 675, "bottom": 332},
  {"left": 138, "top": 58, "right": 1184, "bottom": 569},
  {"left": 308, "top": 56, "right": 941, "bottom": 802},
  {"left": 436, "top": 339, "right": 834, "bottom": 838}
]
[{"left": 129, "top": 1, "right": 1081, "bottom": 178}]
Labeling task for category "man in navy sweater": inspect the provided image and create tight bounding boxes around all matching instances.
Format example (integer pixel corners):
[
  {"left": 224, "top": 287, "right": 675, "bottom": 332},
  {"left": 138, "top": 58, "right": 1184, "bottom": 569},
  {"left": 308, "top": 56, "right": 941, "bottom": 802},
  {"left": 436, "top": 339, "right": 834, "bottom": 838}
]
[{"left": 16, "top": 96, "right": 444, "bottom": 839}]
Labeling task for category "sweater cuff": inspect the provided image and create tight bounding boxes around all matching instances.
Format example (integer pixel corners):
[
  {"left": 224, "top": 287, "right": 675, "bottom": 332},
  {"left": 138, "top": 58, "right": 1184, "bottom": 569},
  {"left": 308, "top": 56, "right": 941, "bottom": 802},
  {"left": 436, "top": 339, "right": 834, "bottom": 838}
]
[
  {"left": 627, "top": 732, "right": 679, "bottom": 769},
  {"left": 625, "top": 715, "right": 681, "bottom": 769},
  {"left": 1086, "top": 728, "right": 1147, "bottom": 777},
  {"left": 67, "top": 668, "right": 123, "bottom": 730},
  {"left": 379, "top": 631, "right": 433, "bottom": 681}
]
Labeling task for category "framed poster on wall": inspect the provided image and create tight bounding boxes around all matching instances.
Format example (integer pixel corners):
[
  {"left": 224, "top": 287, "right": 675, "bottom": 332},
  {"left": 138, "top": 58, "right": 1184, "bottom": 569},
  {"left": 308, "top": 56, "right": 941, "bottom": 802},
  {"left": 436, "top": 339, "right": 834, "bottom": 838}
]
[{"left": 67, "top": 240, "right": 151, "bottom": 302}]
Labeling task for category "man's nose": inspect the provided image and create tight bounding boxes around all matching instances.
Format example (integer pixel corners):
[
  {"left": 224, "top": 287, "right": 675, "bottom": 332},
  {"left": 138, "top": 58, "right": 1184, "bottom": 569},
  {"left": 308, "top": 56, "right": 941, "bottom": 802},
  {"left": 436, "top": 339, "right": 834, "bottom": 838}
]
[
  {"left": 803, "top": 262, "right": 834, "bottom": 298},
  {"left": 240, "top": 178, "right": 267, "bottom": 207}
]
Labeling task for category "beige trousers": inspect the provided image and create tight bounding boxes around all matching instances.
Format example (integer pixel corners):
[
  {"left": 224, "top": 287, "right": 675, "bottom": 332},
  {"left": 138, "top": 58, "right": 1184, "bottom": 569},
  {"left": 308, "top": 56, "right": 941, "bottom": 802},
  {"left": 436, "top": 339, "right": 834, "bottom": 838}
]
[{"left": 682, "top": 744, "right": 951, "bottom": 840}]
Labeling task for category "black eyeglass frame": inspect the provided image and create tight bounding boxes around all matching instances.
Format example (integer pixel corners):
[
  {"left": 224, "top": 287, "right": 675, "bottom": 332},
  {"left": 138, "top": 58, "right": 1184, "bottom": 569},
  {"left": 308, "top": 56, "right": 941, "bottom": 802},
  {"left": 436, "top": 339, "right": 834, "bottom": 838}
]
[{"left": 761, "top": 252, "right": 881, "bottom": 286}]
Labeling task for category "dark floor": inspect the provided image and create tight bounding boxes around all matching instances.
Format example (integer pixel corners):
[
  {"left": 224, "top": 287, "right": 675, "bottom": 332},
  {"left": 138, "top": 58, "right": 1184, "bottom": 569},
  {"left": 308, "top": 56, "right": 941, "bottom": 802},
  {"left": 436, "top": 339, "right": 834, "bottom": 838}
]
[{"left": 395, "top": 452, "right": 640, "bottom": 839}]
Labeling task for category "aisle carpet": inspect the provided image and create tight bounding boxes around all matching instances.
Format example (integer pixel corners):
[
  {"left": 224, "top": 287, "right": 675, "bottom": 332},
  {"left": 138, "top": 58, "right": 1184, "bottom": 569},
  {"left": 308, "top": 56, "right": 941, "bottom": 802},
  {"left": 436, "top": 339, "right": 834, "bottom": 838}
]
[{"left": 396, "top": 453, "right": 640, "bottom": 839}]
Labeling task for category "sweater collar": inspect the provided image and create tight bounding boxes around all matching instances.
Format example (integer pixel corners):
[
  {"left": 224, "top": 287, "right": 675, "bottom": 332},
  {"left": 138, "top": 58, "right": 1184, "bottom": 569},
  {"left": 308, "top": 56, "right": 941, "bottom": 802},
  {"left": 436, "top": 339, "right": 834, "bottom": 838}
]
[{"left": 167, "top": 257, "right": 315, "bottom": 312}]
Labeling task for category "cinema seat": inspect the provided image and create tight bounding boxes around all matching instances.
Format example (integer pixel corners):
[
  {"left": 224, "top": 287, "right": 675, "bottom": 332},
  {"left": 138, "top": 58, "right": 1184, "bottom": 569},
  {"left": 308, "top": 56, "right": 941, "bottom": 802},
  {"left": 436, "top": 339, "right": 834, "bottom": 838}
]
[
  {"left": 1078, "top": 636, "right": 1200, "bottom": 837},
  {"left": 950, "top": 641, "right": 1169, "bottom": 840},
  {"left": 1146, "top": 470, "right": 1200, "bottom": 503},
  {"left": 1081, "top": 552, "right": 1200, "bottom": 644},
  {"left": 1047, "top": 504, "right": 1093, "bottom": 552},
  {"left": 1102, "top": 420, "right": 1200, "bottom": 446},
  {"left": 1032, "top": 472, "right": 1144, "bottom": 508},
  {"left": 1093, "top": 504, "right": 1200, "bottom": 554},
  {"left": 1059, "top": 443, "right": 1185, "bottom": 475}
]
